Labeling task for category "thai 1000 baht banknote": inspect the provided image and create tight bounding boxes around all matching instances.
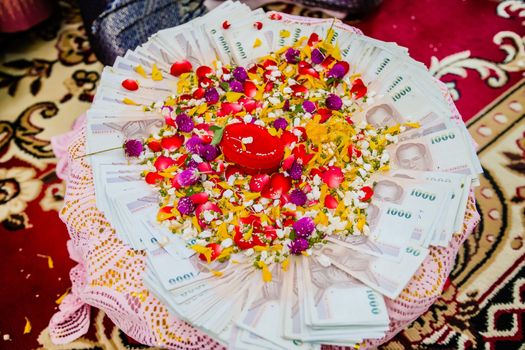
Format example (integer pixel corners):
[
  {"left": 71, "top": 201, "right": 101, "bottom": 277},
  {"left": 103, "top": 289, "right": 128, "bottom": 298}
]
[
  {"left": 370, "top": 174, "right": 450, "bottom": 247},
  {"left": 301, "top": 257, "right": 388, "bottom": 328},
  {"left": 319, "top": 242, "right": 428, "bottom": 299},
  {"left": 387, "top": 127, "right": 478, "bottom": 177},
  {"left": 328, "top": 201, "right": 418, "bottom": 260}
]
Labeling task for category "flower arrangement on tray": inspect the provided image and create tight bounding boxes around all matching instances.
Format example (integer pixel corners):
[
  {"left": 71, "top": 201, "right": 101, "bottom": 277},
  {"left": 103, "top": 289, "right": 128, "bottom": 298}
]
[
  {"left": 138, "top": 34, "right": 407, "bottom": 276},
  {"left": 82, "top": 2, "right": 482, "bottom": 347}
]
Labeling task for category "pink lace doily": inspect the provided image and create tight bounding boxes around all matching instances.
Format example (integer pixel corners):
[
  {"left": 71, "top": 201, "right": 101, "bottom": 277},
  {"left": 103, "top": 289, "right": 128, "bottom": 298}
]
[{"left": 49, "top": 16, "right": 480, "bottom": 349}]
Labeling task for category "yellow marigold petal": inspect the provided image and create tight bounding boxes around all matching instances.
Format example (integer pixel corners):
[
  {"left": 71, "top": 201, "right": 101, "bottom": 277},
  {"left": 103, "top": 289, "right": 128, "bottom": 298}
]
[
  {"left": 157, "top": 210, "right": 174, "bottom": 222},
  {"left": 134, "top": 65, "right": 147, "bottom": 78},
  {"left": 218, "top": 181, "right": 232, "bottom": 189},
  {"left": 315, "top": 211, "right": 329, "bottom": 226},
  {"left": 191, "top": 245, "right": 212, "bottom": 263},
  {"left": 36, "top": 254, "right": 54, "bottom": 269},
  {"left": 332, "top": 42, "right": 342, "bottom": 61},
  {"left": 280, "top": 30, "right": 290, "bottom": 38},
  {"left": 196, "top": 103, "right": 208, "bottom": 114},
  {"left": 217, "top": 247, "right": 233, "bottom": 260},
  {"left": 55, "top": 288, "right": 70, "bottom": 305},
  {"left": 281, "top": 258, "right": 289, "bottom": 272},
  {"left": 211, "top": 270, "right": 224, "bottom": 277},
  {"left": 357, "top": 214, "right": 366, "bottom": 232},
  {"left": 23, "top": 317, "right": 31, "bottom": 334},
  {"left": 151, "top": 64, "right": 163, "bottom": 81},
  {"left": 253, "top": 38, "right": 262, "bottom": 48},
  {"left": 242, "top": 225, "right": 254, "bottom": 241},
  {"left": 258, "top": 261, "right": 273, "bottom": 282},
  {"left": 243, "top": 191, "right": 261, "bottom": 201},
  {"left": 404, "top": 122, "right": 421, "bottom": 129},
  {"left": 192, "top": 216, "right": 202, "bottom": 232},
  {"left": 225, "top": 92, "right": 244, "bottom": 103},
  {"left": 164, "top": 96, "right": 175, "bottom": 106},
  {"left": 385, "top": 125, "right": 401, "bottom": 134},
  {"left": 123, "top": 97, "right": 139, "bottom": 105},
  {"left": 271, "top": 244, "right": 283, "bottom": 251},
  {"left": 253, "top": 245, "right": 269, "bottom": 252},
  {"left": 158, "top": 171, "right": 174, "bottom": 179},
  {"left": 217, "top": 222, "right": 229, "bottom": 240}
]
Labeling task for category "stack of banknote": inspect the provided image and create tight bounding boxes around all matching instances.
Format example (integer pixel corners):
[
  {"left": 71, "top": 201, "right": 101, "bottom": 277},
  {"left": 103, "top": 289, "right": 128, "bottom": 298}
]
[{"left": 84, "top": 2, "right": 482, "bottom": 348}]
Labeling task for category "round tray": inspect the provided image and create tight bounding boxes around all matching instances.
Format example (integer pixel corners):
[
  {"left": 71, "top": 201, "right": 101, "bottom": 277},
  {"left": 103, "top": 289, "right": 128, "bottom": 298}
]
[{"left": 49, "top": 14, "right": 481, "bottom": 349}]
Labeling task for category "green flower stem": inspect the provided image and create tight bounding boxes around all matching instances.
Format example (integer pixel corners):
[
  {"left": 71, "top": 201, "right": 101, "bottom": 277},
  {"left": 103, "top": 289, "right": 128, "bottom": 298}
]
[{"left": 74, "top": 145, "right": 122, "bottom": 159}]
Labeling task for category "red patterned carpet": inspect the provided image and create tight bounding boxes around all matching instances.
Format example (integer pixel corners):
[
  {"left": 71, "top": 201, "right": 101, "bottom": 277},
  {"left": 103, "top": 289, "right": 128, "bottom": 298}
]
[{"left": 0, "top": 1, "right": 523, "bottom": 349}]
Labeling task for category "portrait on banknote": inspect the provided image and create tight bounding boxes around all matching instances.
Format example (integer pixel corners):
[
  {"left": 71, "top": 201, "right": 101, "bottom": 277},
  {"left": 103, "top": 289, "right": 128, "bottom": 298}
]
[{"left": 394, "top": 142, "right": 432, "bottom": 171}]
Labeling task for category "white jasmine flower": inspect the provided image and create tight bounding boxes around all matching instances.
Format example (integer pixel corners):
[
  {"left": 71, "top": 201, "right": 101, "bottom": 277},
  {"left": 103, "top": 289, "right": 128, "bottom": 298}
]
[
  {"left": 241, "top": 136, "right": 253, "bottom": 144},
  {"left": 221, "top": 238, "right": 233, "bottom": 248}
]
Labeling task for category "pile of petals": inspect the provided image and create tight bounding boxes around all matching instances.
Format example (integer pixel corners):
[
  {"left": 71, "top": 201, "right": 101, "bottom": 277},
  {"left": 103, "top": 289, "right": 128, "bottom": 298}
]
[{"left": 139, "top": 33, "right": 402, "bottom": 273}]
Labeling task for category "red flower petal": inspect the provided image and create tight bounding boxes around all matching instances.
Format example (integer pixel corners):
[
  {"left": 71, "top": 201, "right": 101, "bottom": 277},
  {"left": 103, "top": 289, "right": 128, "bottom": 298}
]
[
  {"left": 308, "top": 33, "right": 320, "bottom": 46},
  {"left": 218, "top": 102, "right": 243, "bottom": 116},
  {"left": 262, "top": 59, "right": 277, "bottom": 68},
  {"left": 290, "top": 84, "right": 308, "bottom": 97},
  {"left": 318, "top": 108, "right": 332, "bottom": 123},
  {"left": 282, "top": 155, "right": 296, "bottom": 170},
  {"left": 241, "top": 98, "right": 257, "bottom": 113},
  {"left": 292, "top": 144, "right": 314, "bottom": 164},
  {"left": 243, "top": 81, "right": 257, "bottom": 97},
  {"left": 195, "top": 201, "right": 222, "bottom": 228},
  {"left": 196, "top": 66, "right": 213, "bottom": 79},
  {"left": 324, "top": 194, "right": 338, "bottom": 209},
  {"left": 337, "top": 61, "right": 350, "bottom": 75},
  {"left": 320, "top": 56, "right": 336, "bottom": 70},
  {"left": 249, "top": 174, "right": 270, "bottom": 192},
  {"left": 170, "top": 60, "right": 192, "bottom": 77},
  {"left": 234, "top": 226, "right": 264, "bottom": 250},
  {"left": 164, "top": 115, "right": 176, "bottom": 127},
  {"left": 193, "top": 87, "right": 205, "bottom": 99},
  {"left": 261, "top": 173, "right": 291, "bottom": 199},
  {"left": 322, "top": 166, "right": 344, "bottom": 188},
  {"left": 154, "top": 155, "right": 176, "bottom": 171},
  {"left": 194, "top": 123, "right": 214, "bottom": 143},
  {"left": 171, "top": 174, "right": 181, "bottom": 189},
  {"left": 264, "top": 81, "right": 274, "bottom": 92},
  {"left": 298, "top": 61, "right": 320, "bottom": 79},
  {"left": 147, "top": 139, "right": 162, "bottom": 152},
  {"left": 359, "top": 186, "right": 374, "bottom": 201},
  {"left": 310, "top": 167, "right": 327, "bottom": 178},
  {"left": 280, "top": 130, "right": 298, "bottom": 147},
  {"left": 294, "top": 126, "right": 307, "bottom": 142},
  {"left": 145, "top": 171, "right": 163, "bottom": 184},
  {"left": 347, "top": 144, "right": 362, "bottom": 159},
  {"left": 199, "top": 77, "right": 214, "bottom": 89},
  {"left": 350, "top": 78, "right": 367, "bottom": 99},
  {"left": 161, "top": 135, "right": 184, "bottom": 151},
  {"left": 263, "top": 225, "right": 277, "bottom": 241},
  {"left": 197, "top": 162, "right": 212, "bottom": 173},
  {"left": 190, "top": 192, "right": 209, "bottom": 204},
  {"left": 174, "top": 154, "right": 188, "bottom": 167},
  {"left": 225, "top": 165, "right": 243, "bottom": 180},
  {"left": 121, "top": 79, "right": 139, "bottom": 91},
  {"left": 199, "top": 243, "right": 222, "bottom": 261}
]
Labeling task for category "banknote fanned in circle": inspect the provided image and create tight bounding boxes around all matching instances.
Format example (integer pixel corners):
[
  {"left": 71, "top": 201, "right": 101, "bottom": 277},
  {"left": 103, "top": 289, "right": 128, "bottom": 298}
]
[{"left": 85, "top": 1, "right": 482, "bottom": 348}]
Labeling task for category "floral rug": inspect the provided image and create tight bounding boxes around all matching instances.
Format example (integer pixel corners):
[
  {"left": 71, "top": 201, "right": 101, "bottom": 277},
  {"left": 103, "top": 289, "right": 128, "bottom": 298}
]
[{"left": 0, "top": 0, "right": 523, "bottom": 349}]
